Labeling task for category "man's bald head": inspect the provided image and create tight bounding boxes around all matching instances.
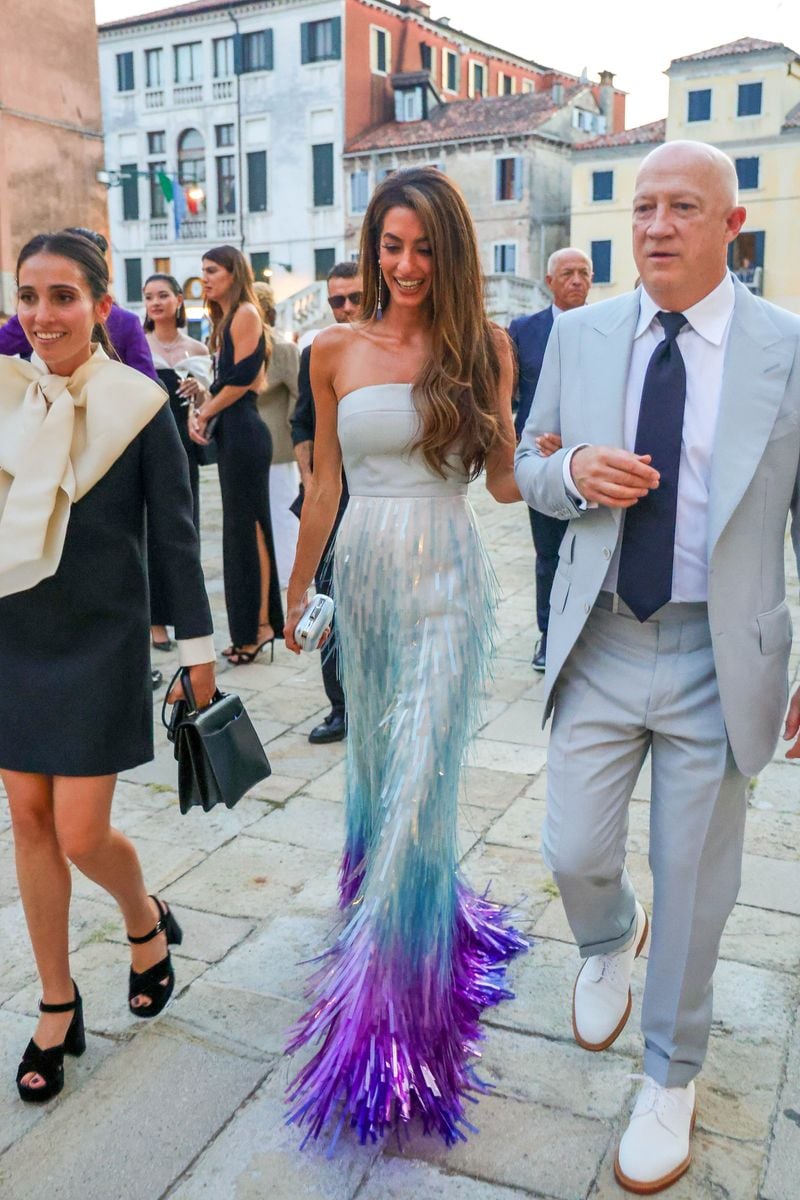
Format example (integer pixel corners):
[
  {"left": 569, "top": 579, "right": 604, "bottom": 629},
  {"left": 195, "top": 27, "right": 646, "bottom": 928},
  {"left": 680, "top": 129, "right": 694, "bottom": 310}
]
[
  {"left": 546, "top": 247, "right": 593, "bottom": 311},
  {"left": 632, "top": 140, "right": 746, "bottom": 311},
  {"left": 637, "top": 141, "right": 739, "bottom": 210}
]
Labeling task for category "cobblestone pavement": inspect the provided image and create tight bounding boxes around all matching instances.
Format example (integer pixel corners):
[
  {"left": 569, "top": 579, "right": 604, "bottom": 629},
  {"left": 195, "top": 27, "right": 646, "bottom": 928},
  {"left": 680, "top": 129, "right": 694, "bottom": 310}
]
[{"left": 0, "top": 467, "right": 798, "bottom": 1200}]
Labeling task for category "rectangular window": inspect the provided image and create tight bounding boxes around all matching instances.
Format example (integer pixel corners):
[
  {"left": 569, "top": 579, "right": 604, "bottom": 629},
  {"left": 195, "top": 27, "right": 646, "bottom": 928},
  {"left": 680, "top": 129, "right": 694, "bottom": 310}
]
[
  {"left": 213, "top": 36, "right": 234, "bottom": 78},
  {"left": 420, "top": 43, "right": 436, "bottom": 75},
  {"left": 738, "top": 82, "right": 762, "bottom": 117},
  {"left": 396, "top": 87, "right": 423, "bottom": 122},
  {"left": 687, "top": 88, "right": 711, "bottom": 122},
  {"left": 120, "top": 163, "right": 139, "bottom": 220},
  {"left": 149, "top": 162, "right": 167, "bottom": 218},
  {"left": 493, "top": 243, "right": 517, "bottom": 274},
  {"left": 124, "top": 258, "right": 142, "bottom": 304},
  {"left": 216, "top": 155, "right": 236, "bottom": 214},
  {"left": 495, "top": 156, "right": 522, "bottom": 202},
  {"left": 370, "top": 27, "right": 390, "bottom": 75},
  {"left": 469, "top": 61, "right": 486, "bottom": 98},
  {"left": 592, "top": 170, "right": 613, "bottom": 201},
  {"left": 312, "top": 143, "right": 334, "bottom": 207},
  {"left": 153, "top": 256, "right": 171, "bottom": 274},
  {"left": 247, "top": 150, "right": 268, "bottom": 212},
  {"left": 350, "top": 170, "right": 369, "bottom": 213},
  {"left": 314, "top": 248, "right": 336, "bottom": 280},
  {"left": 497, "top": 72, "right": 514, "bottom": 96},
  {"left": 215, "top": 124, "right": 235, "bottom": 148},
  {"left": 147, "top": 131, "right": 165, "bottom": 155},
  {"left": 521, "top": 78, "right": 535, "bottom": 94},
  {"left": 174, "top": 42, "right": 202, "bottom": 84},
  {"left": 591, "top": 239, "right": 611, "bottom": 284},
  {"left": 116, "top": 52, "right": 134, "bottom": 92},
  {"left": 443, "top": 49, "right": 459, "bottom": 93},
  {"left": 301, "top": 17, "right": 342, "bottom": 64},
  {"left": 241, "top": 29, "right": 273, "bottom": 73},
  {"left": 250, "top": 251, "right": 270, "bottom": 282},
  {"left": 144, "top": 48, "right": 162, "bottom": 89},
  {"left": 735, "top": 156, "right": 759, "bottom": 190}
]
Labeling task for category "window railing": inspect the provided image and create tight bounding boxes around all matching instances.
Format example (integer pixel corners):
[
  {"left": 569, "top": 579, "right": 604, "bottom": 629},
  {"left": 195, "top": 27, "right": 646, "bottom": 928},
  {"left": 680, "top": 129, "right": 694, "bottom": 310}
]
[
  {"left": 144, "top": 90, "right": 165, "bottom": 109},
  {"left": 180, "top": 218, "right": 207, "bottom": 239},
  {"left": 212, "top": 79, "right": 234, "bottom": 100},
  {"left": 217, "top": 217, "right": 237, "bottom": 238},
  {"left": 174, "top": 84, "right": 204, "bottom": 105}
]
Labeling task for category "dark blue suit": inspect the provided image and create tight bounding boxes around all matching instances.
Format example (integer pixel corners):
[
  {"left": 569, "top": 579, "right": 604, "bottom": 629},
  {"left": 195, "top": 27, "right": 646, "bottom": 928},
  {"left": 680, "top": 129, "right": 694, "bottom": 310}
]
[{"left": 508, "top": 306, "right": 568, "bottom": 638}]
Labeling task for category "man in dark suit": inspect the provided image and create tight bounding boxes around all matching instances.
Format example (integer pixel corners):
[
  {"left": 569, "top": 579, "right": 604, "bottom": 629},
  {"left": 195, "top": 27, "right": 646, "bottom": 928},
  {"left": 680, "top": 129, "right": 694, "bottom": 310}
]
[
  {"left": 509, "top": 248, "right": 593, "bottom": 668},
  {"left": 291, "top": 262, "right": 362, "bottom": 743}
]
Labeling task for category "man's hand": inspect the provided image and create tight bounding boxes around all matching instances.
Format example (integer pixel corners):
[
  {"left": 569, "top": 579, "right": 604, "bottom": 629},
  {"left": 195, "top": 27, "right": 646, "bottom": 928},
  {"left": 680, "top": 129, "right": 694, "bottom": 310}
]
[
  {"left": 570, "top": 446, "right": 660, "bottom": 509},
  {"left": 783, "top": 686, "right": 800, "bottom": 759}
]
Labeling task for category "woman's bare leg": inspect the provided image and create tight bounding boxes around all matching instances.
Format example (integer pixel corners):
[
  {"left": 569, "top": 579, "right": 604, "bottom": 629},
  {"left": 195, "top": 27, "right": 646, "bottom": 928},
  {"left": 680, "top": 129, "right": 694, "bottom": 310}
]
[
  {"left": 52, "top": 775, "right": 169, "bottom": 1010},
  {"left": 3, "top": 769, "right": 74, "bottom": 1089},
  {"left": 228, "top": 521, "right": 273, "bottom": 660}
]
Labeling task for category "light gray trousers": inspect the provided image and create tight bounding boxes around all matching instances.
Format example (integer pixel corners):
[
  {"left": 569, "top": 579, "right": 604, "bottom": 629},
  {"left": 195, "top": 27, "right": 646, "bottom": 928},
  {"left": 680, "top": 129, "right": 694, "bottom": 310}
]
[{"left": 544, "top": 599, "right": 748, "bottom": 1087}]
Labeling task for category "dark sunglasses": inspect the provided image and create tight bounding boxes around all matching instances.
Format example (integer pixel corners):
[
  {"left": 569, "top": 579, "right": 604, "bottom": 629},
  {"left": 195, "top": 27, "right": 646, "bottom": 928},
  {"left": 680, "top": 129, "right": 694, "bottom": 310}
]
[{"left": 328, "top": 292, "right": 363, "bottom": 309}]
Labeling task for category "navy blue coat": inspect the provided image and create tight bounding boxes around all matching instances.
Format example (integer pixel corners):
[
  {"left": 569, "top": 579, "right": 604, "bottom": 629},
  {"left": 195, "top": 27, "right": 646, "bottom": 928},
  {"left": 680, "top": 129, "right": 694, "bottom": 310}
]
[{"left": 508, "top": 307, "right": 554, "bottom": 441}]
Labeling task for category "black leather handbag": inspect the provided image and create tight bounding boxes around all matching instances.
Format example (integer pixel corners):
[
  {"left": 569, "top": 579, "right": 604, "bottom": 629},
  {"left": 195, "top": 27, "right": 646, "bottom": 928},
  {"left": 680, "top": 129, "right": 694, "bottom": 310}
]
[{"left": 162, "top": 668, "right": 271, "bottom": 814}]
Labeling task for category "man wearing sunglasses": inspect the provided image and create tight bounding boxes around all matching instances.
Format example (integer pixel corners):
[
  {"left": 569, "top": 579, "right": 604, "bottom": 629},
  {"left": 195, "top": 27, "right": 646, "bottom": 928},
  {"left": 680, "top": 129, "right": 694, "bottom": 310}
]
[{"left": 291, "top": 261, "right": 363, "bottom": 743}]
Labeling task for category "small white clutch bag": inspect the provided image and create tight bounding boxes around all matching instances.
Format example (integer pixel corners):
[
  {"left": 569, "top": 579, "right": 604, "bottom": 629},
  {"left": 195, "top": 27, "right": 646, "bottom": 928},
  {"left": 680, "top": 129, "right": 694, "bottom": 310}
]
[{"left": 296, "top": 594, "right": 334, "bottom": 652}]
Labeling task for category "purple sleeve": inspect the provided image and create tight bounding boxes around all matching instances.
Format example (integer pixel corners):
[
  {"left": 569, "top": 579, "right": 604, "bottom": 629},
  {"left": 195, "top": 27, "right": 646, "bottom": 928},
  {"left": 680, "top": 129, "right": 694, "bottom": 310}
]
[
  {"left": 0, "top": 314, "right": 32, "bottom": 358},
  {"left": 107, "top": 304, "right": 159, "bottom": 382}
]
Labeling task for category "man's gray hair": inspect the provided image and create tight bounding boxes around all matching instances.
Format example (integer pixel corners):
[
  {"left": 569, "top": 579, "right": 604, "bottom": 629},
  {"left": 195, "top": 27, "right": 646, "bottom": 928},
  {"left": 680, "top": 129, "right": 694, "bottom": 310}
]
[{"left": 547, "top": 247, "right": 593, "bottom": 276}]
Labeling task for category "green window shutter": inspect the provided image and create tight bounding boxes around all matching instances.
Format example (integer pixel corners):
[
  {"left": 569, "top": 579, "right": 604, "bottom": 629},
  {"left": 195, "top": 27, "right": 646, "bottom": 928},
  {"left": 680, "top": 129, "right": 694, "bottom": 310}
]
[
  {"left": 124, "top": 258, "right": 142, "bottom": 303},
  {"left": 312, "top": 143, "right": 334, "bottom": 207},
  {"left": 247, "top": 151, "right": 268, "bottom": 212},
  {"left": 300, "top": 22, "right": 310, "bottom": 64},
  {"left": 120, "top": 163, "right": 139, "bottom": 220},
  {"left": 330, "top": 17, "right": 341, "bottom": 59}
]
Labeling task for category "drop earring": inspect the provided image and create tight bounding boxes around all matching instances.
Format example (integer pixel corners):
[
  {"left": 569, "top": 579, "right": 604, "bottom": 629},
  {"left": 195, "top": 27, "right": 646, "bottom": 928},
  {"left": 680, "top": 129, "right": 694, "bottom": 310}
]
[{"left": 376, "top": 258, "right": 383, "bottom": 320}]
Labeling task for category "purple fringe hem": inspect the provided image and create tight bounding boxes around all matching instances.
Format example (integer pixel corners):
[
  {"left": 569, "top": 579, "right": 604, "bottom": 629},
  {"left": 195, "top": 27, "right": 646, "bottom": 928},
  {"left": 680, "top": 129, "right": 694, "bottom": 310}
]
[{"left": 286, "top": 886, "right": 528, "bottom": 1149}]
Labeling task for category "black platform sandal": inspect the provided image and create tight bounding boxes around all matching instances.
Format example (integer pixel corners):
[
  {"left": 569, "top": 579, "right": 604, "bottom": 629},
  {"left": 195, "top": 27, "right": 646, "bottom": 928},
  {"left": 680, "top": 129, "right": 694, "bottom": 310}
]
[
  {"left": 17, "top": 982, "right": 86, "bottom": 1103},
  {"left": 127, "top": 896, "right": 183, "bottom": 1019}
]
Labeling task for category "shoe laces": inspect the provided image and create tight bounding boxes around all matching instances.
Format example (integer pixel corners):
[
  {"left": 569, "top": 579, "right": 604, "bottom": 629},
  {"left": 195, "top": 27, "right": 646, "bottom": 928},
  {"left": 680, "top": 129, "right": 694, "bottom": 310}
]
[
  {"left": 585, "top": 951, "right": 627, "bottom": 989},
  {"left": 628, "top": 1074, "right": 691, "bottom": 1136}
]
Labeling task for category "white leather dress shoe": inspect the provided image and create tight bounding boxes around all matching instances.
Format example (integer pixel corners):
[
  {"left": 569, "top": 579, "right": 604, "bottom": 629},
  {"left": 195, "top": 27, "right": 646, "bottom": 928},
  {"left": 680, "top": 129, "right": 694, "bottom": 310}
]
[
  {"left": 615, "top": 1075, "right": 696, "bottom": 1194},
  {"left": 572, "top": 901, "right": 648, "bottom": 1051}
]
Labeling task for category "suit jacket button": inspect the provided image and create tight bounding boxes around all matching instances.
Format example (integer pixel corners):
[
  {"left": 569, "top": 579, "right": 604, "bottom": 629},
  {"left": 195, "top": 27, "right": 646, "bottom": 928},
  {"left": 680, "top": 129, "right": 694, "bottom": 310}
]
[
  {"left": 602, "top": 547, "right": 611, "bottom": 559},
  {"left": 584, "top": 602, "right": 591, "bottom": 613}
]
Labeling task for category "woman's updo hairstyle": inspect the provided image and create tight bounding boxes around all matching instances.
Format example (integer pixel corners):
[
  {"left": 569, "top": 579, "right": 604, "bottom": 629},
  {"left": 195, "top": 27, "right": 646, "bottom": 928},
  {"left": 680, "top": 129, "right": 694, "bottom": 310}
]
[{"left": 16, "top": 231, "right": 116, "bottom": 358}]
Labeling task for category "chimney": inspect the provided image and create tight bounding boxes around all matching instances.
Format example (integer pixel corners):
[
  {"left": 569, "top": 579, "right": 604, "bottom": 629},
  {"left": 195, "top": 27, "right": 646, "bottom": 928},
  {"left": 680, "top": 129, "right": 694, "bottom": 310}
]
[
  {"left": 403, "top": 1, "right": 432, "bottom": 15},
  {"left": 598, "top": 69, "right": 615, "bottom": 125},
  {"left": 438, "top": 16, "right": 451, "bottom": 26}
]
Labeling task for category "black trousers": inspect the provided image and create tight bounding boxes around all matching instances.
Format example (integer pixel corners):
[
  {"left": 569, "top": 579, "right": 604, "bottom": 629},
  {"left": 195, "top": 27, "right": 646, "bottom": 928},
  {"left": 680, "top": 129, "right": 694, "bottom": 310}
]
[
  {"left": 316, "top": 504, "right": 347, "bottom": 717},
  {"left": 528, "top": 507, "right": 569, "bottom": 636}
]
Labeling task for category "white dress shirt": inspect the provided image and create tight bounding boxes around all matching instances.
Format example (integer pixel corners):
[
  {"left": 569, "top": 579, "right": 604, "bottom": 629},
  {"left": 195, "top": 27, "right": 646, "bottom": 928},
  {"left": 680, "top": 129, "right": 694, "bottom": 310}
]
[{"left": 567, "top": 273, "right": 735, "bottom": 602}]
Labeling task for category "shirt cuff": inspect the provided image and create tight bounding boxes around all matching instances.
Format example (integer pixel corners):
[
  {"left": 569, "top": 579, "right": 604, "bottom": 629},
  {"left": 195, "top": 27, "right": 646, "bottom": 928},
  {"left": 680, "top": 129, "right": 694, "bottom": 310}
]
[
  {"left": 562, "top": 445, "right": 597, "bottom": 511},
  {"left": 177, "top": 635, "right": 216, "bottom": 667}
]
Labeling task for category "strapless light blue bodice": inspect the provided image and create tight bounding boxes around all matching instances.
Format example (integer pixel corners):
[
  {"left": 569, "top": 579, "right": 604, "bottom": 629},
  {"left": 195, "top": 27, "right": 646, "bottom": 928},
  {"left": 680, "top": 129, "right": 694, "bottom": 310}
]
[{"left": 338, "top": 384, "right": 469, "bottom": 499}]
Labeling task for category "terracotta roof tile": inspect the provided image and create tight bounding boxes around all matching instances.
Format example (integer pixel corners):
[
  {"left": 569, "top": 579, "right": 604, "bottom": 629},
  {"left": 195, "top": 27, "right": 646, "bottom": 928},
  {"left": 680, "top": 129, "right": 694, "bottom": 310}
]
[
  {"left": 100, "top": 0, "right": 243, "bottom": 30},
  {"left": 783, "top": 101, "right": 800, "bottom": 130},
  {"left": 345, "top": 86, "right": 587, "bottom": 153},
  {"left": 573, "top": 118, "right": 666, "bottom": 151},
  {"left": 670, "top": 37, "right": 797, "bottom": 65}
]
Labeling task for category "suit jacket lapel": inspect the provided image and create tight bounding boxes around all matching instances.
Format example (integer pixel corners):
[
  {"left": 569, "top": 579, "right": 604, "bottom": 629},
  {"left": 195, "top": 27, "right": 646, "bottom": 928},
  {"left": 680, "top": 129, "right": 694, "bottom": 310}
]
[
  {"left": 579, "top": 291, "right": 639, "bottom": 448},
  {"left": 708, "top": 283, "right": 794, "bottom": 556}
]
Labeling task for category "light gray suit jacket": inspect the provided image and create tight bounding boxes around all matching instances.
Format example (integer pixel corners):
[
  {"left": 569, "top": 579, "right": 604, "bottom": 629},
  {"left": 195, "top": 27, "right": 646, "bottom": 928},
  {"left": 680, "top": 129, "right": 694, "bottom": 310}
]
[{"left": 514, "top": 276, "right": 800, "bottom": 777}]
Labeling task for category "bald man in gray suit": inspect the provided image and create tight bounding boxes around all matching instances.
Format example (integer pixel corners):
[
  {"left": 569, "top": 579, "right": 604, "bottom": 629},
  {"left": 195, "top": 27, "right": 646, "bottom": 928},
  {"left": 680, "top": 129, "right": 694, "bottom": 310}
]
[{"left": 515, "top": 141, "right": 800, "bottom": 1194}]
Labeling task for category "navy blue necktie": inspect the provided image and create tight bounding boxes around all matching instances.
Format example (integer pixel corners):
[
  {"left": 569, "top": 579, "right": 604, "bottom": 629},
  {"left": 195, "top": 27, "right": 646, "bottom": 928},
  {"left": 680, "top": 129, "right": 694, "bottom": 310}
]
[{"left": 617, "top": 311, "right": 688, "bottom": 622}]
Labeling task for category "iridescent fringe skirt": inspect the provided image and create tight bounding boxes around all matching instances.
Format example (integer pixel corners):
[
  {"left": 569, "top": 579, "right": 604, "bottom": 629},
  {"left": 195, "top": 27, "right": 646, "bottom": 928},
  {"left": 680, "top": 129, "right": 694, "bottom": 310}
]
[{"left": 286, "top": 494, "right": 527, "bottom": 1147}]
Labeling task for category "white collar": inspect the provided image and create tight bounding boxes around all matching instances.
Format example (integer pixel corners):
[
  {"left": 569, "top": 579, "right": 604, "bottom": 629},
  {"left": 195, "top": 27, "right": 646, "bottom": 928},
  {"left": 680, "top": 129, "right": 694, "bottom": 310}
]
[
  {"left": 635, "top": 272, "right": 735, "bottom": 345},
  {"left": 551, "top": 302, "right": 563, "bottom": 317}
]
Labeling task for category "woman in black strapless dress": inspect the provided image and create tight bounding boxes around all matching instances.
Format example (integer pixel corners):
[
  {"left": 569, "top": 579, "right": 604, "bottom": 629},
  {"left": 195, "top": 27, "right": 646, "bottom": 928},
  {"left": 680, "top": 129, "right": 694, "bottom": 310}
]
[{"left": 182, "top": 246, "right": 284, "bottom": 661}]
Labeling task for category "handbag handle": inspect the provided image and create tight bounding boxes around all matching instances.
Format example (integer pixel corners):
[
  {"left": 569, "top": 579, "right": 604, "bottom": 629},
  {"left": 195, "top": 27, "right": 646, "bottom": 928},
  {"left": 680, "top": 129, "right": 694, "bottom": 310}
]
[{"left": 161, "top": 666, "right": 220, "bottom": 730}]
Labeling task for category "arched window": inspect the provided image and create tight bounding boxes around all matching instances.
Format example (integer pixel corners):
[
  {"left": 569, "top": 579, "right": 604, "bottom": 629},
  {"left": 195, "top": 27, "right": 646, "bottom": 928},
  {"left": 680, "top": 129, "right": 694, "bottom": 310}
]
[{"left": 177, "top": 129, "right": 206, "bottom": 212}]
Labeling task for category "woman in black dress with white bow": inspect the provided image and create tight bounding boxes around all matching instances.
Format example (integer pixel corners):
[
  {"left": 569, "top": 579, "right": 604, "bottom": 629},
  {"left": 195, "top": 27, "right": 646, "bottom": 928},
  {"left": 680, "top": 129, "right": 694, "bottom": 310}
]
[
  {"left": 182, "top": 244, "right": 284, "bottom": 662},
  {"left": 0, "top": 231, "right": 215, "bottom": 1103}
]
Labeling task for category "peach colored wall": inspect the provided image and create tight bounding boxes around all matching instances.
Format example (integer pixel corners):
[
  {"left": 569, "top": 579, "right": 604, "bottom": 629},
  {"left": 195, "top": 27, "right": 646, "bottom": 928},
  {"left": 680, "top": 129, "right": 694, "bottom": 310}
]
[{"left": 0, "top": 0, "right": 108, "bottom": 313}]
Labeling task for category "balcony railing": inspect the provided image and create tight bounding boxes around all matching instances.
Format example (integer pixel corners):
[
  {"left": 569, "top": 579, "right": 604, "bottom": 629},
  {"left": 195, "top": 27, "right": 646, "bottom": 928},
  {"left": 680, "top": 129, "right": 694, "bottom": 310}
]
[
  {"left": 484, "top": 274, "right": 550, "bottom": 324},
  {"left": 144, "top": 89, "right": 165, "bottom": 109},
  {"left": 217, "top": 217, "right": 237, "bottom": 238},
  {"left": 212, "top": 79, "right": 234, "bottom": 100},
  {"left": 149, "top": 220, "right": 169, "bottom": 241},
  {"left": 180, "top": 218, "right": 207, "bottom": 240},
  {"left": 174, "top": 84, "right": 203, "bottom": 105},
  {"left": 275, "top": 281, "right": 328, "bottom": 337}
]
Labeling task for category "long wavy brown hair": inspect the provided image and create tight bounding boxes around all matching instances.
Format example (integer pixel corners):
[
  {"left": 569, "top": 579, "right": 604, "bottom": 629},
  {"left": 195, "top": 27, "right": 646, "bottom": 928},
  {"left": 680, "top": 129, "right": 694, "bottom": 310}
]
[
  {"left": 202, "top": 244, "right": 261, "bottom": 356},
  {"left": 358, "top": 167, "right": 505, "bottom": 480}
]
